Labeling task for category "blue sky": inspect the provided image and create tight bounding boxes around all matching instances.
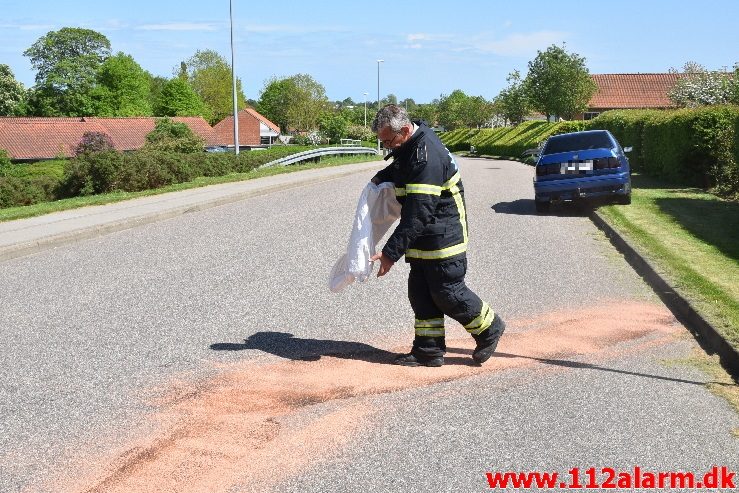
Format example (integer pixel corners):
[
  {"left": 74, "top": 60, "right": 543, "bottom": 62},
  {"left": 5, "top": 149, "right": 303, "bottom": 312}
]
[{"left": 1, "top": 0, "right": 737, "bottom": 103}]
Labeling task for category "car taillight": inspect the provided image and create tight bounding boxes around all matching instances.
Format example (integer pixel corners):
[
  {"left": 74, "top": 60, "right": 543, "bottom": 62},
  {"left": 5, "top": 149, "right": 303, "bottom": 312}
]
[{"left": 594, "top": 157, "right": 620, "bottom": 169}]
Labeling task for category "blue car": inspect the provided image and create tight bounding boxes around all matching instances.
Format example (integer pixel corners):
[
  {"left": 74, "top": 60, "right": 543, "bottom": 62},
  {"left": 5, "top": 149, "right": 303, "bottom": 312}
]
[{"left": 533, "top": 130, "right": 632, "bottom": 212}]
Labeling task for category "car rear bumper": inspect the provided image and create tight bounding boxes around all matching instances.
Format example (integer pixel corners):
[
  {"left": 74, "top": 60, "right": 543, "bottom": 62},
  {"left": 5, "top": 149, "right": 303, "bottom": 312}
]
[{"left": 534, "top": 172, "right": 630, "bottom": 201}]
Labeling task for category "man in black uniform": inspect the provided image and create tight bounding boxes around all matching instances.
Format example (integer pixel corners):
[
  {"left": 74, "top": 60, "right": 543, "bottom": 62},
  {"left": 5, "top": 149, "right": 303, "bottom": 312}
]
[{"left": 369, "top": 104, "right": 505, "bottom": 367}]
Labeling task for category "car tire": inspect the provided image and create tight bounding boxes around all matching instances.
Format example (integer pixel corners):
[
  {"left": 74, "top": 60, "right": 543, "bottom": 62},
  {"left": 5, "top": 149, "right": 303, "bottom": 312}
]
[
  {"left": 616, "top": 193, "right": 632, "bottom": 205},
  {"left": 535, "top": 199, "right": 550, "bottom": 213}
]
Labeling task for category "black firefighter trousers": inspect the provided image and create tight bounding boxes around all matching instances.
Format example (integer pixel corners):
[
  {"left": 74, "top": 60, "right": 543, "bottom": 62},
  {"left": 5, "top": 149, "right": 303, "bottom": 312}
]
[{"left": 408, "top": 256, "right": 496, "bottom": 359}]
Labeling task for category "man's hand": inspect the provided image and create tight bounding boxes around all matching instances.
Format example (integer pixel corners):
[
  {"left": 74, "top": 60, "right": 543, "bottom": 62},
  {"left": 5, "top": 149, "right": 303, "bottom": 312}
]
[{"left": 370, "top": 252, "right": 394, "bottom": 277}]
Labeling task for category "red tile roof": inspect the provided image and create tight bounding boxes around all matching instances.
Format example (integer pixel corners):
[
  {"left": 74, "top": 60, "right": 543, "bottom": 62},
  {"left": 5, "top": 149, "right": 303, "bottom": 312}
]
[
  {"left": 0, "top": 116, "right": 219, "bottom": 160},
  {"left": 589, "top": 73, "right": 682, "bottom": 110}
]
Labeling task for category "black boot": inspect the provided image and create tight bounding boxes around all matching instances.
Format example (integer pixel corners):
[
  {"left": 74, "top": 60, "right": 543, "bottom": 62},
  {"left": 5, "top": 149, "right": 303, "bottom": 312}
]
[
  {"left": 393, "top": 353, "right": 444, "bottom": 367},
  {"left": 472, "top": 313, "right": 506, "bottom": 365}
]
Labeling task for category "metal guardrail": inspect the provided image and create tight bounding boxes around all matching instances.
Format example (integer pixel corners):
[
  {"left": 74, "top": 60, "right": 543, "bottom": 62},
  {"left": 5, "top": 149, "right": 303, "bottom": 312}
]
[{"left": 260, "top": 146, "right": 379, "bottom": 168}]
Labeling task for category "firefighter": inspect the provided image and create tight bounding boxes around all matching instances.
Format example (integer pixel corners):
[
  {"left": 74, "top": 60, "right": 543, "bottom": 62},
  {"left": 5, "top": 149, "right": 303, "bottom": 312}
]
[{"left": 369, "top": 105, "right": 505, "bottom": 367}]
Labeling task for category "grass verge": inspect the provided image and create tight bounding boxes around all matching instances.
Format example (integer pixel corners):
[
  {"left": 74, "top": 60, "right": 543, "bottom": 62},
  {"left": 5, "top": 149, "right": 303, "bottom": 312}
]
[
  {"left": 598, "top": 174, "right": 739, "bottom": 349},
  {"left": 0, "top": 153, "right": 382, "bottom": 223}
]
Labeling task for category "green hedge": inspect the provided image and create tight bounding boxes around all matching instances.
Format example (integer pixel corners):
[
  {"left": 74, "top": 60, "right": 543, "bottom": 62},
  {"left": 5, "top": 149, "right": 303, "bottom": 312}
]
[
  {"left": 0, "top": 146, "right": 320, "bottom": 209},
  {"left": 590, "top": 106, "right": 739, "bottom": 196},
  {"left": 441, "top": 120, "right": 587, "bottom": 158},
  {"left": 440, "top": 106, "right": 739, "bottom": 198}
]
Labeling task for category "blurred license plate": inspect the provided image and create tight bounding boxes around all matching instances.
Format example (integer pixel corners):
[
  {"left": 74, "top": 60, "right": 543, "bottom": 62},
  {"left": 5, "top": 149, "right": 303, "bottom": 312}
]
[{"left": 561, "top": 160, "right": 593, "bottom": 174}]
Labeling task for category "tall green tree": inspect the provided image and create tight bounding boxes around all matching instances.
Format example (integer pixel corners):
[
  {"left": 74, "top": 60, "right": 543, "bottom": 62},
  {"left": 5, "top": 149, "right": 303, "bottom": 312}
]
[
  {"left": 185, "top": 49, "right": 246, "bottom": 125},
  {"left": 93, "top": 52, "right": 152, "bottom": 116},
  {"left": 23, "top": 27, "right": 111, "bottom": 116},
  {"left": 495, "top": 70, "right": 530, "bottom": 125},
  {"left": 257, "top": 74, "right": 329, "bottom": 132},
  {"left": 0, "top": 64, "right": 25, "bottom": 115},
  {"left": 437, "top": 90, "right": 470, "bottom": 130},
  {"left": 462, "top": 95, "right": 494, "bottom": 128},
  {"left": 410, "top": 102, "right": 439, "bottom": 126},
  {"left": 154, "top": 78, "right": 209, "bottom": 118},
  {"left": 523, "top": 44, "right": 596, "bottom": 120},
  {"left": 319, "top": 112, "right": 349, "bottom": 143}
]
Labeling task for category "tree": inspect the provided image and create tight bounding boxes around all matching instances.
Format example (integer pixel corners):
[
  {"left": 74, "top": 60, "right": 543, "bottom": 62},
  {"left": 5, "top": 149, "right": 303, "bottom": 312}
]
[
  {"left": 23, "top": 27, "right": 111, "bottom": 116},
  {"left": 257, "top": 74, "right": 329, "bottom": 133},
  {"left": 93, "top": 52, "right": 152, "bottom": 116},
  {"left": 437, "top": 90, "right": 470, "bottom": 130},
  {"left": 154, "top": 78, "right": 209, "bottom": 118},
  {"left": 410, "top": 103, "right": 439, "bottom": 126},
  {"left": 462, "top": 95, "right": 495, "bottom": 128},
  {"left": 0, "top": 64, "right": 25, "bottom": 115},
  {"left": 185, "top": 49, "right": 246, "bottom": 125},
  {"left": 319, "top": 113, "right": 349, "bottom": 143},
  {"left": 523, "top": 44, "right": 596, "bottom": 120},
  {"left": 144, "top": 117, "right": 204, "bottom": 153},
  {"left": 495, "top": 70, "right": 530, "bottom": 125},
  {"left": 668, "top": 61, "right": 736, "bottom": 107}
]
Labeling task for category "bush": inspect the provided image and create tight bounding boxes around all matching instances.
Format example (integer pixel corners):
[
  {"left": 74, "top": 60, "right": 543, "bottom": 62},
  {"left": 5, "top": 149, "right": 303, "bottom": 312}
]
[
  {"left": 73, "top": 131, "right": 115, "bottom": 157},
  {"left": 0, "top": 149, "right": 11, "bottom": 173},
  {"left": 61, "top": 151, "right": 124, "bottom": 196},
  {"left": 144, "top": 117, "right": 205, "bottom": 154},
  {"left": 0, "top": 175, "right": 58, "bottom": 208},
  {"left": 346, "top": 124, "right": 375, "bottom": 142}
]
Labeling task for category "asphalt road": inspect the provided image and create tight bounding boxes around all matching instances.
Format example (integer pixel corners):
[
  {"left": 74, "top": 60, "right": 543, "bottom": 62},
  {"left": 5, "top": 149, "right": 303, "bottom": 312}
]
[{"left": 1, "top": 157, "right": 737, "bottom": 492}]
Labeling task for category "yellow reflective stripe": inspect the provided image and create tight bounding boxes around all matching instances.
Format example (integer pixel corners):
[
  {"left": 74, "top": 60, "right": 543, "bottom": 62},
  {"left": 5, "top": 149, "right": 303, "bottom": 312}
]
[
  {"left": 395, "top": 187, "right": 406, "bottom": 197},
  {"left": 449, "top": 182, "right": 468, "bottom": 244},
  {"left": 406, "top": 183, "right": 442, "bottom": 196},
  {"left": 465, "top": 303, "right": 494, "bottom": 335},
  {"left": 415, "top": 327, "right": 445, "bottom": 337},
  {"left": 414, "top": 318, "right": 444, "bottom": 328},
  {"left": 406, "top": 241, "right": 467, "bottom": 260},
  {"left": 442, "top": 172, "right": 461, "bottom": 190}
]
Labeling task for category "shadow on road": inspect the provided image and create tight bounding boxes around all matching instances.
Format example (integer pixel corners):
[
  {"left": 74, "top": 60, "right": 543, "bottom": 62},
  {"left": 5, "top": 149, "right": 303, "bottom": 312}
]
[
  {"left": 210, "top": 331, "right": 477, "bottom": 366},
  {"left": 491, "top": 199, "right": 592, "bottom": 217},
  {"left": 490, "top": 351, "right": 736, "bottom": 387}
]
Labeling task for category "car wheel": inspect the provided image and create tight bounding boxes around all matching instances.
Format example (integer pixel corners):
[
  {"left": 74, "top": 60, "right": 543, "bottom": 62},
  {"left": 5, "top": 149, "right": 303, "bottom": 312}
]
[
  {"left": 535, "top": 199, "right": 550, "bottom": 213},
  {"left": 616, "top": 193, "right": 632, "bottom": 205}
]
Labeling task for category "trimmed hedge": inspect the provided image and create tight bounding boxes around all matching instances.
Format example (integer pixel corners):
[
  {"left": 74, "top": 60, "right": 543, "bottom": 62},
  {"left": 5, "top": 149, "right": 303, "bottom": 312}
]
[
  {"left": 0, "top": 146, "right": 320, "bottom": 209},
  {"left": 440, "top": 106, "right": 739, "bottom": 198},
  {"left": 441, "top": 120, "right": 587, "bottom": 158}
]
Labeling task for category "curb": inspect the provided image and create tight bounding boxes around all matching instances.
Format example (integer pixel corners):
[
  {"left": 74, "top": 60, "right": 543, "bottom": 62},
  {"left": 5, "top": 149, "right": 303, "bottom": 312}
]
[
  {"left": 0, "top": 163, "right": 379, "bottom": 263},
  {"left": 590, "top": 210, "right": 739, "bottom": 377}
]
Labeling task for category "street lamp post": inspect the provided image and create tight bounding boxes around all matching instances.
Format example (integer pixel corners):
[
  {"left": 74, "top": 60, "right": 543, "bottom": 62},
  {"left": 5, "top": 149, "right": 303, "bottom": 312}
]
[
  {"left": 229, "top": 0, "right": 239, "bottom": 155},
  {"left": 376, "top": 59, "right": 384, "bottom": 151},
  {"left": 363, "top": 92, "right": 368, "bottom": 127}
]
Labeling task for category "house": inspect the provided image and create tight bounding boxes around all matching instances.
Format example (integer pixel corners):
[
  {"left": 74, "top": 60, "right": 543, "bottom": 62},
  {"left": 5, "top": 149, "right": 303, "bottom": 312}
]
[
  {"left": 581, "top": 73, "right": 682, "bottom": 120},
  {"left": 0, "top": 116, "right": 220, "bottom": 161},
  {"left": 212, "top": 108, "right": 281, "bottom": 148}
]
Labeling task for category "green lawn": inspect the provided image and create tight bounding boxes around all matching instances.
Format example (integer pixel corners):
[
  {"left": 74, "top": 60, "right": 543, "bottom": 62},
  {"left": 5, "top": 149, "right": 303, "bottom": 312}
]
[
  {"left": 598, "top": 174, "right": 739, "bottom": 348},
  {"left": 0, "top": 153, "right": 382, "bottom": 223}
]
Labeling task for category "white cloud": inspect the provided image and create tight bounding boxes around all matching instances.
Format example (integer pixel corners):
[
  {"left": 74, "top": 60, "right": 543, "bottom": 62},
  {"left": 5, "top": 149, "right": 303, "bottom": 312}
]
[
  {"left": 407, "top": 33, "right": 429, "bottom": 42},
  {"left": 135, "top": 22, "right": 218, "bottom": 32},
  {"left": 406, "top": 43, "right": 423, "bottom": 49},
  {"left": 0, "top": 23, "right": 55, "bottom": 31},
  {"left": 474, "top": 31, "right": 570, "bottom": 56}
]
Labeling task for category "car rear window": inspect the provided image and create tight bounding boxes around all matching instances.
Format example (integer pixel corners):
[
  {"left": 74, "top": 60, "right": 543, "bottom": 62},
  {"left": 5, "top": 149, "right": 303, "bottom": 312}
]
[{"left": 542, "top": 132, "right": 613, "bottom": 155}]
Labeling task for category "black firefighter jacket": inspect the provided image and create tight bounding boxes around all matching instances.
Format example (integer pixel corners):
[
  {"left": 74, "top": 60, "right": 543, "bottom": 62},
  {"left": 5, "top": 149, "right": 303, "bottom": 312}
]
[{"left": 373, "top": 122, "right": 469, "bottom": 263}]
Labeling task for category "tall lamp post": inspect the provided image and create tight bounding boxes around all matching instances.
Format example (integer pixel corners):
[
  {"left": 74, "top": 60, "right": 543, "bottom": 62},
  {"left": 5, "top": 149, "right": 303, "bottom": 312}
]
[
  {"left": 363, "top": 92, "right": 368, "bottom": 127},
  {"left": 376, "top": 59, "right": 384, "bottom": 151},
  {"left": 229, "top": 0, "right": 239, "bottom": 155}
]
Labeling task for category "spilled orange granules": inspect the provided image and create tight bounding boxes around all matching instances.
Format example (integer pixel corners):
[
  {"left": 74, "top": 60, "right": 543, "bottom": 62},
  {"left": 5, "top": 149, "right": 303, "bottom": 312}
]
[{"left": 41, "top": 301, "right": 679, "bottom": 493}]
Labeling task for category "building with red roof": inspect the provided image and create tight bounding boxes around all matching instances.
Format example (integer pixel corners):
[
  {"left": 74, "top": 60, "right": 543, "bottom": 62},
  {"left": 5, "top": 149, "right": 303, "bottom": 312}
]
[
  {"left": 212, "top": 108, "right": 281, "bottom": 148},
  {"left": 0, "top": 116, "right": 219, "bottom": 161}
]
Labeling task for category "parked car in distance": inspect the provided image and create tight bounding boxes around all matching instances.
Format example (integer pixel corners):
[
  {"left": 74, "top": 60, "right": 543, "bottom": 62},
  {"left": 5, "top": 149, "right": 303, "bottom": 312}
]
[{"left": 533, "top": 130, "right": 632, "bottom": 212}]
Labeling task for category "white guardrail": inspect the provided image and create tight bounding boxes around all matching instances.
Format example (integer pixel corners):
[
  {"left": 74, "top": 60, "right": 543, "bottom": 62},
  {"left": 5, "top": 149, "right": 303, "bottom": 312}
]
[{"left": 260, "top": 146, "right": 379, "bottom": 168}]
